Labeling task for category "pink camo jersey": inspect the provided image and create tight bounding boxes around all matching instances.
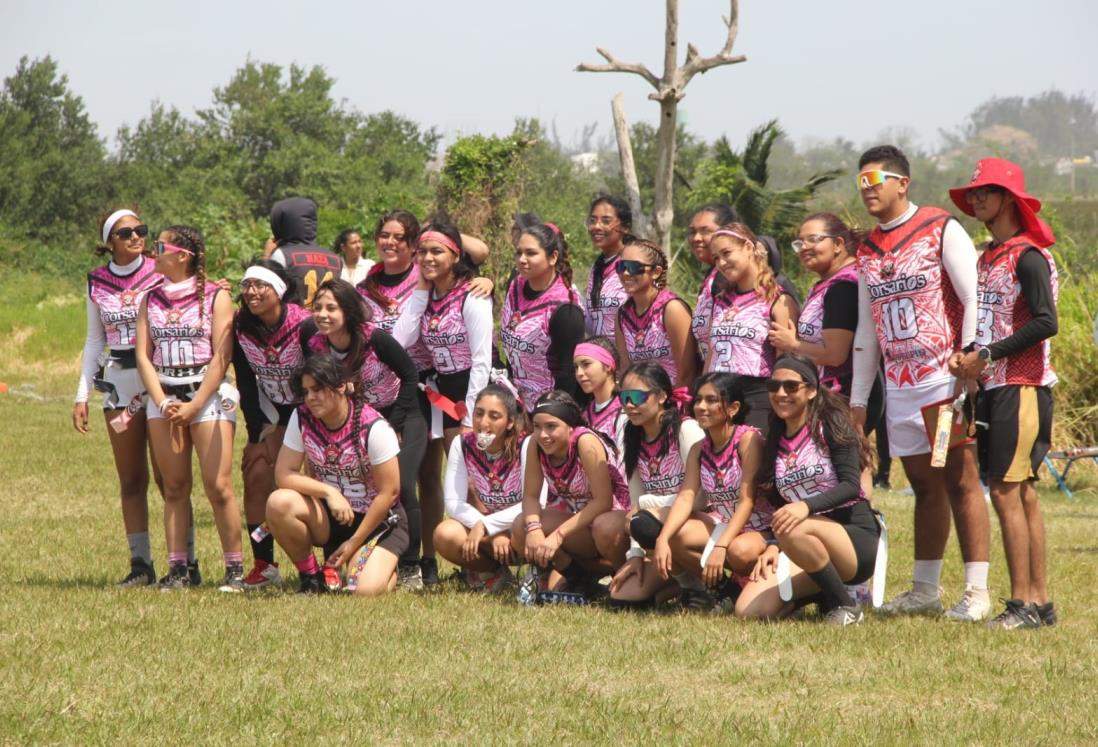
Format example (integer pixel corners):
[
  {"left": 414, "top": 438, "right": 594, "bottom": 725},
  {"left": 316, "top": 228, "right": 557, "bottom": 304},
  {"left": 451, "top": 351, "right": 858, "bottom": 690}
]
[
  {"left": 585, "top": 396, "right": 624, "bottom": 457},
  {"left": 235, "top": 303, "right": 310, "bottom": 405},
  {"left": 699, "top": 425, "right": 772, "bottom": 530},
  {"left": 146, "top": 282, "right": 219, "bottom": 369},
  {"left": 421, "top": 282, "right": 474, "bottom": 374},
  {"left": 976, "top": 235, "right": 1058, "bottom": 390},
  {"left": 618, "top": 288, "right": 685, "bottom": 383},
  {"left": 633, "top": 420, "right": 694, "bottom": 496},
  {"left": 691, "top": 268, "right": 721, "bottom": 363},
  {"left": 585, "top": 255, "right": 627, "bottom": 337},
  {"left": 797, "top": 264, "right": 858, "bottom": 391},
  {"left": 500, "top": 275, "right": 578, "bottom": 406},
  {"left": 541, "top": 427, "right": 630, "bottom": 513},
  {"left": 297, "top": 400, "right": 388, "bottom": 513},
  {"left": 857, "top": 206, "right": 964, "bottom": 388},
  {"left": 307, "top": 323, "right": 400, "bottom": 410},
  {"left": 88, "top": 257, "right": 162, "bottom": 349},
  {"left": 708, "top": 288, "right": 780, "bottom": 377},
  {"left": 774, "top": 425, "right": 862, "bottom": 513},
  {"left": 461, "top": 431, "right": 524, "bottom": 512},
  {"left": 357, "top": 266, "right": 433, "bottom": 371}
]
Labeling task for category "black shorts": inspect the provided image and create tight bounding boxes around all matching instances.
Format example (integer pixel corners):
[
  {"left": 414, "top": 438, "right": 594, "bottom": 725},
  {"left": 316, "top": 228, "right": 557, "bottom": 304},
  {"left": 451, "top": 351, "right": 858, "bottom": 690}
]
[
  {"left": 740, "top": 377, "right": 772, "bottom": 436},
  {"left": 436, "top": 369, "right": 472, "bottom": 430},
  {"left": 823, "top": 500, "right": 881, "bottom": 585},
  {"left": 976, "top": 385, "right": 1053, "bottom": 483},
  {"left": 321, "top": 501, "right": 410, "bottom": 560}
]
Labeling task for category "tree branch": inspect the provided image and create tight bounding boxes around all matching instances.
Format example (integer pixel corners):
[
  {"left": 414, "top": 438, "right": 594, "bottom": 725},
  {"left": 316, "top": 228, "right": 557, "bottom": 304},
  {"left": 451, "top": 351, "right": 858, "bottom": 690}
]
[
  {"left": 611, "top": 94, "right": 649, "bottom": 239},
  {"left": 679, "top": 0, "right": 747, "bottom": 88},
  {"left": 576, "top": 48, "right": 660, "bottom": 90}
]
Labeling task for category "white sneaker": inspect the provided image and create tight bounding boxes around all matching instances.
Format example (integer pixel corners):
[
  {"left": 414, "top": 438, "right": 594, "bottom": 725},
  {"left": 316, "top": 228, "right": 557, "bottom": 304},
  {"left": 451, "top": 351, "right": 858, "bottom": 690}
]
[
  {"left": 397, "top": 563, "right": 424, "bottom": 591},
  {"left": 945, "top": 585, "right": 992, "bottom": 622},
  {"left": 879, "top": 586, "right": 944, "bottom": 616}
]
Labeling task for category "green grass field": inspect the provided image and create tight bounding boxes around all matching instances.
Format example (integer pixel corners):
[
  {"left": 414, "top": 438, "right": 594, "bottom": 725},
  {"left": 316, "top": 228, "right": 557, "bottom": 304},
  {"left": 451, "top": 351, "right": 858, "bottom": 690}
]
[{"left": 2, "top": 275, "right": 1098, "bottom": 745}]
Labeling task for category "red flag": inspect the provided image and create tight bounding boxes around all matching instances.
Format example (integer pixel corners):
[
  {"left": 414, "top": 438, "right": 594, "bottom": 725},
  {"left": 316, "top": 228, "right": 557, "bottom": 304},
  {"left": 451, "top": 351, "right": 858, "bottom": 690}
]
[{"left": 421, "top": 384, "right": 467, "bottom": 422}]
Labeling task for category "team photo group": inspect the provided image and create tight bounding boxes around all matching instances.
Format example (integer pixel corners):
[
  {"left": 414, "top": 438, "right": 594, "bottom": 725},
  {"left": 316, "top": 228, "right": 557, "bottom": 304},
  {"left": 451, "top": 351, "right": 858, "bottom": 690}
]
[{"left": 74, "top": 143, "right": 1059, "bottom": 630}]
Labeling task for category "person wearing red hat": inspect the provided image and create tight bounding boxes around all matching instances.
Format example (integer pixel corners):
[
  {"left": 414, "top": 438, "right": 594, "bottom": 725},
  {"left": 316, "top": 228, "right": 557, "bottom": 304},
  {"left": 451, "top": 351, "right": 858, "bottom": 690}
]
[
  {"left": 849, "top": 145, "right": 992, "bottom": 621},
  {"left": 948, "top": 158, "right": 1059, "bottom": 630}
]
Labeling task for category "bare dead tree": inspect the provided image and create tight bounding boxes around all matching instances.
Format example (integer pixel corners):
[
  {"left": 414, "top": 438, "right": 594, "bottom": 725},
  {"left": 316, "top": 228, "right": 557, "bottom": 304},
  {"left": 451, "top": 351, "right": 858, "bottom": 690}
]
[{"left": 577, "top": 0, "right": 747, "bottom": 261}]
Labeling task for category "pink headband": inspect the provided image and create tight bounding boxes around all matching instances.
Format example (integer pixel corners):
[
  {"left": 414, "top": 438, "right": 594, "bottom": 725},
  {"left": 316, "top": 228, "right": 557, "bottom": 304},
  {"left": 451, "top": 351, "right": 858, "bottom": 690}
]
[
  {"left": 711, "top": 229, "right": 751, "bottom": 244},
  {"left": 573, "top": 343, "right": 616, "bottom": 370},
  {"left": 418, "top": 230, "right": 461, "bottom": 256},
  {"left": 544, "top": 222, "right": 561, "bottom": 236}
]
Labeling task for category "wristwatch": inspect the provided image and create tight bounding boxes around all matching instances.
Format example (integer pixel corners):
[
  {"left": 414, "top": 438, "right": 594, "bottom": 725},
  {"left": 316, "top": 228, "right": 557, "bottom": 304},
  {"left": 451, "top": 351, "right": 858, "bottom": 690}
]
[{"left": 978, "top": 347, "right": 993, "bottom": 363}]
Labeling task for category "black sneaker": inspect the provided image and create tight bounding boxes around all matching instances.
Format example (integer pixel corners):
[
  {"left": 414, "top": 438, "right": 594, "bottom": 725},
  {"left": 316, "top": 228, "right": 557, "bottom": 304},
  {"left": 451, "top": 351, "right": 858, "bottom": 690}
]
[
  {"left": 218, "top": 563, "right": 245, "bottom": 593},
  {"left": 188, "top": 560, "right": 202, "bottom": 587},
  {"left": 1036, "top": 601, "right": 1057, "bottom": 627},
  {"left": 420, "top": 557, "right": 440, "bottom": 587},
  {"left": 159, "top": 563, "right": 192, "bottom": 591},
  {"left": 873, "top": 476, "right": 891, "bottom": 490},
  {"left": 117, "top": 559, "right": 157, "bottom": 588},
  {"left": 823, "top": 605, "right": 864, "bottom": 626},
  {"left": 680, "top": 588, "right": 719, "bottom": 613},
  {"left": 987, "top": 599, "right": 1041, "bottom": 630},
  {"left": 297, "top": 571, "right": 328, "bottom": 595}
]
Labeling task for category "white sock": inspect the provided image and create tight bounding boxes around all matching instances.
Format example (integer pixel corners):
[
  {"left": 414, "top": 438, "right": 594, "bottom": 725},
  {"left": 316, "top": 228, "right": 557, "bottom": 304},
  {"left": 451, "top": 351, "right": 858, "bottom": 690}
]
[
  {"left": 673, "top": 571, "right": 705, "bottom": 592},
  {"left": 912, "top": 559, "right": 943, "bottom": 592},
  {"left": 127, "top": 532, "right": 152, "bottom": 565},
  {"left": 963, "top": 561, "right": 989, "bottom": 590}
]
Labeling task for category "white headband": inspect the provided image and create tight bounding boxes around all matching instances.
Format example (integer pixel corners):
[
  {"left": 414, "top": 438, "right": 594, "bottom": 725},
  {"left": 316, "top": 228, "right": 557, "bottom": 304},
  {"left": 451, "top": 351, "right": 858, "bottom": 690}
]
[
  {"left": 101, "top": 209, "right": 138, "bottom": 244},
  {"left": 243, "top": 266, "right": 288, "bottom": 299}
]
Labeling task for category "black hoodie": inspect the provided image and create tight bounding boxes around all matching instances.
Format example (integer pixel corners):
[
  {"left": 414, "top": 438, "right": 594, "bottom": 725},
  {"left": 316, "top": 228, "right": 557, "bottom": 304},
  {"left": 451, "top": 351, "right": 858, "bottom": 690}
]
[{"left": 269, "top": 197, "right": 343, "bottom": 306}]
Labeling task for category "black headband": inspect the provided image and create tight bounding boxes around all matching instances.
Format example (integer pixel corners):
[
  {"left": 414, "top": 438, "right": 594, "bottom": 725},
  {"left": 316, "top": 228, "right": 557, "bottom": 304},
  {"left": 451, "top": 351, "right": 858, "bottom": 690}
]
[
  {"left": 532, "top": 400, "right": 582, "bottom": 427},
  {"left": 773, "top": 355, "right": 819, "bottom": 388}
]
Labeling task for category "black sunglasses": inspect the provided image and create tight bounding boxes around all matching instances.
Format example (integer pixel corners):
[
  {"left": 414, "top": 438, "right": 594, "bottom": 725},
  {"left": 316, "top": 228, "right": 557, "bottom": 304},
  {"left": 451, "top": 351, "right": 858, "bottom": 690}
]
[
  {"left": 615, "top": 259, "right": 654, "bottom": 276},
  {"left": 766, "top": 379, "right": 809, "bottom": 394},
  {"left": 618, "top": 389, "right": 654, "bottom": 407},
  {"left": 112, "top": 225, "right": 149, "bottom": 240}
]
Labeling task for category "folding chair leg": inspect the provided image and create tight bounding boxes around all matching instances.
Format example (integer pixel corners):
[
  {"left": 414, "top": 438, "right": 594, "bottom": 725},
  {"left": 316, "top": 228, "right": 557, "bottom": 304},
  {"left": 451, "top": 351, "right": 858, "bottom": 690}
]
[{"left": 1043, "top": 455, "right": 1073, "bottom": 498}]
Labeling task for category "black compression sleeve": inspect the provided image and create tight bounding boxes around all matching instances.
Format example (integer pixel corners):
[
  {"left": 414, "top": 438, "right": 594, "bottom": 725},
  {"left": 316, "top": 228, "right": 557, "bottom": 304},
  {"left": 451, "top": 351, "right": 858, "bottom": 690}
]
[
  {"left": 369, "top": 328, "right": 419, "bottom": 434},
  {"left": 821, "top": 280, "right": 859, "bottom": 332},
  {"left": 233, "top": 336, "right": 264, "bottom": 444},
  {"left": 987, "top": 249, "right": 1058, "bottom": 361},
  {"left": 804, "top": 429, "right": 862, "bottom": 514},
  {"left": 546, "top": 304, "right": 586, "bottom": 397}
]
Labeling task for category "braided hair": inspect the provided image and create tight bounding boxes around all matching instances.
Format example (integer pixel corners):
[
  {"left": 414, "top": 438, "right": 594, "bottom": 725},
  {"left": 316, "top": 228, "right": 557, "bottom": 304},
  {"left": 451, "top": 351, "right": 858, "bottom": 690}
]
[
  {"left": 163, "top": 224, "right": 209, "bottom": 324},
  {"left": 623, "top": 239, "right": 670, "bottom": 290}
]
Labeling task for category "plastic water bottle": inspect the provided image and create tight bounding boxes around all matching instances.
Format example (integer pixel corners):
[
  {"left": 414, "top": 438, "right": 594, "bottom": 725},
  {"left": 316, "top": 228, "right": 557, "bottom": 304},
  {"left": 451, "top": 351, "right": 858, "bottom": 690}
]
[{"left": 517, "top": 567, "right": 539, "bottom": 606}]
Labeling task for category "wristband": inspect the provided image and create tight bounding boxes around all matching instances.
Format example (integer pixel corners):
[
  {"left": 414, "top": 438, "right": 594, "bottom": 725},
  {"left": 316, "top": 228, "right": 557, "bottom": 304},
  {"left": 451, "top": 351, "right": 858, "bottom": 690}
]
[
  {"left": 765, "top": 539, "right": 779, "bottom": 547},
  {"left": 525, "top": 521, "right": 542, "bottom": 533}
]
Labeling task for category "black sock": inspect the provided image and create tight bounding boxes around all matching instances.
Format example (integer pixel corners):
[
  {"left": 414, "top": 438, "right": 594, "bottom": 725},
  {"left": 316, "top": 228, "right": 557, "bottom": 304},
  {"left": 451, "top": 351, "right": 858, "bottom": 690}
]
[
  {"left": 248, "top": 524, "right": 275, "bottom": 564},
  {"left": 808, "top": 563, "right": 855, "bottom": 611}
]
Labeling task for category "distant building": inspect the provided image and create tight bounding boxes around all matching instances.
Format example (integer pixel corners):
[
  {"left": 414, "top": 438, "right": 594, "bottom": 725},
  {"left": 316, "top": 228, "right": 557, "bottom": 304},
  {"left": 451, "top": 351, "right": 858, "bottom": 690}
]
[{"left": 571, "top": 152, "right": 599, "bottom": 174}]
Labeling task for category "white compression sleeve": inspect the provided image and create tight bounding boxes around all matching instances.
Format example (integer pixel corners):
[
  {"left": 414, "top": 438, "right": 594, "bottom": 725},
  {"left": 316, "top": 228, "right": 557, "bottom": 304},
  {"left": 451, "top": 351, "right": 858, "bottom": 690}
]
[
  {"left": 941, "top": 219, "right": 979, "bottom": 348},
  {"left": 849, "top": 275, "right": 881, "bottom": 408},
  {"left": 462, "top": 295, "right": 494, "bottom": 428},
  {"left": 75, "top": 296, "right": 107, "bottom": 403}
]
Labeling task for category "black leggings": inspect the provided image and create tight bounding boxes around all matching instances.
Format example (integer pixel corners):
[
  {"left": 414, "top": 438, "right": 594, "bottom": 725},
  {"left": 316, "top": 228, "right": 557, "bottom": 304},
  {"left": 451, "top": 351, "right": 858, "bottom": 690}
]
[{"left": 391, "top": 410, "right": 427, "bottom": 565}]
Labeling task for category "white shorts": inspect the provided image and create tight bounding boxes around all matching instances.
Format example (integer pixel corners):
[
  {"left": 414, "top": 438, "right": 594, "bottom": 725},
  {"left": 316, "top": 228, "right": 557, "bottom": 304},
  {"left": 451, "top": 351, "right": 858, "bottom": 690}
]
[
  {"left": 98, "top": 362, "right": 146, "bottom": 412},
  {"left": 884, "top": 379, "right": 957, "bottom": 458},
  {"left": 147, "top": 381, "right": 239, "bottom": 425}
]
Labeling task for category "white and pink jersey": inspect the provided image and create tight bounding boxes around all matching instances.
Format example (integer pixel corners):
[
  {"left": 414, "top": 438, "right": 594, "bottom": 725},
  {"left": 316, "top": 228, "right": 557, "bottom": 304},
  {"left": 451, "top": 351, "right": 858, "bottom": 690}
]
[
  {"left": 798, "top": 264, "right": 858, "bottom": 392},
  {"left": 541, "top": 427, "right": 630, "bottom": 513},
  {"left": 774, "top": 425, "right": 862, "bottom": 513},
  {"left": 633, "top": 421, "right": 693, "bottom": 496},
  {"left": 422, "top": 282, "right": 474, "bottom": 374},
  {"left": 699, "top": 425, "right": 772, "bottom": 530},
  {"left": 976, "top": 235, "right": 1058, "bottom": 390},
  {"left": 297, "top": 401, "right": 387, "bottom": 513},
  {"left": 708, "top": 288, "right": 780, "bottom": 377},
  {"left": 857, "top": 206, "right": 964, "bottom": 388},
  {"left": 618, "top": 289, "right": 685, "bottom": 383},
  {"left": 500, "top": 275, "right": 578, "bottom": 406},
  {"left": 460, "top": 431, "right": 524, "bottom": 512},
  {"left": 585, "top": 255, "right": 627, "bottom": 337},
  {"left": 585, "top": 396, "right": 625, "bottom": 457},
  {"left": 357, "top": 265, "right": 433, "bottom": 372},
  {"left": 87, "top": 257, "right": 162, "bottom": 349},
  {"left": 146, "top": 281, "right": 220, "bottom": 371},
  {"left": 691, "top": 268, "right": 721, "bottom": 363},
  {"left": 235, "top": 303, "right": 310, "bottom": 405},
  {"left": 307, "top": 323, "right": 400, "bottom": 410}
]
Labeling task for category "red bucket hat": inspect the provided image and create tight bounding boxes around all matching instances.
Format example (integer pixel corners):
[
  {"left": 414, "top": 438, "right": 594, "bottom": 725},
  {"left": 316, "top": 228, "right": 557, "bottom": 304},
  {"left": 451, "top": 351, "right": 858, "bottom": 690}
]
[{"left": 949, "top": 158, "right": 1054, "bottom": 247}]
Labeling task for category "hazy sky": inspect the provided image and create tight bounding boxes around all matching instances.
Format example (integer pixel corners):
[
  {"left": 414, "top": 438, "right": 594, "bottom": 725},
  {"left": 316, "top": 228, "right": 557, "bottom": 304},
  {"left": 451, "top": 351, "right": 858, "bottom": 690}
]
[{"left": 2, "top": 1, "right": 1095, "bottom": 153}]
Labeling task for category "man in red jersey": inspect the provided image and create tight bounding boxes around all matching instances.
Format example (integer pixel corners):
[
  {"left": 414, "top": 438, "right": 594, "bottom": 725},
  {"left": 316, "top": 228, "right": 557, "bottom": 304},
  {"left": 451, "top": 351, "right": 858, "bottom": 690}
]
[
  {"left": 850, "top": 145, "right": 992, "bottom": 621},
  {"left": 949, "top": 158, "right": 1059, "bottom": 630}
]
